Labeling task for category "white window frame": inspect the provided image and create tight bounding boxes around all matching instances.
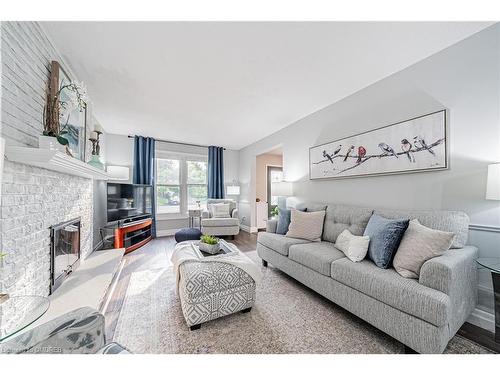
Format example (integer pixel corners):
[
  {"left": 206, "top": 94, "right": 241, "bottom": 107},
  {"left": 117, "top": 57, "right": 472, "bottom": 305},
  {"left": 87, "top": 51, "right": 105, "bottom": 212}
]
[{"left": 155, "top": 151, "right": 208, "bottom": 219}]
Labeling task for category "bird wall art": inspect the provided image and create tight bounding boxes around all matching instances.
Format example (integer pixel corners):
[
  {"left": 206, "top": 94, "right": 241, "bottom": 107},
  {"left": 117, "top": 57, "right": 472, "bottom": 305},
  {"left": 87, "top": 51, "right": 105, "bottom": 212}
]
[{"left": 309, "top": 110, "right": 447, "bottom": 179}]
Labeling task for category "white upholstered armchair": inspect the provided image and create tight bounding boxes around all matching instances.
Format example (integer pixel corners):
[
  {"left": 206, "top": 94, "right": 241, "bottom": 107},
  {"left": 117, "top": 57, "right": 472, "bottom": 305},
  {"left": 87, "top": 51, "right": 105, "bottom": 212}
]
[{"left": 201, "top": 199, "right": 240, "bottom": 237}]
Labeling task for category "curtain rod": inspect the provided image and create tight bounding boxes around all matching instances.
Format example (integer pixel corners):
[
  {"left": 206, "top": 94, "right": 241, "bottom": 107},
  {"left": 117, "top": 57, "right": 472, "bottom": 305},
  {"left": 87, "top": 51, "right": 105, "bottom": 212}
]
[{"left": 127, "top": 135, "right": 226, "bottom": 150}]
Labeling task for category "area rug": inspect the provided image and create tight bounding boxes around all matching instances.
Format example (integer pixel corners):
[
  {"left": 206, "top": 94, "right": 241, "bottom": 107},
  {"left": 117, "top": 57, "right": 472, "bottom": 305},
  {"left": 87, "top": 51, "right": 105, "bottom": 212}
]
[{"left": 112, "top": 251, "right": 491, "bottom": 354}]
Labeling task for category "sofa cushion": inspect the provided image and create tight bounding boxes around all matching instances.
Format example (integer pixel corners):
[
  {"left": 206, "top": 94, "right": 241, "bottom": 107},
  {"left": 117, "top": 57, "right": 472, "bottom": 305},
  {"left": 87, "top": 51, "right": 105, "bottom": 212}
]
[
  {"left": 330, "top": 258, "right": 450, "bottom": 326},
  {"left": 201, "top": 217, "right": 239, "bottom": 227},
  {"left": 364, "top": 214, "right": 409, "bottom": 269},
  {"left": 257, "top": 232, "right": 310, "bottom": 256},
  {"left": 335, "top": 229, "right": 370, "bottom": 262},
  {"left": 322, "top": 204, "right": 373, "bottom": 243},
  {"left": 374, "top": 208, "right": 469, "bottom": 249},
  {"left": 289, "top": 242, "right": 345, "bottom": 276},
  {"left": 286, "top": 209, "right": 326, "bottom": 241},
  {"left": 393, "top": 219, "right": 454, "bottom": 279}
]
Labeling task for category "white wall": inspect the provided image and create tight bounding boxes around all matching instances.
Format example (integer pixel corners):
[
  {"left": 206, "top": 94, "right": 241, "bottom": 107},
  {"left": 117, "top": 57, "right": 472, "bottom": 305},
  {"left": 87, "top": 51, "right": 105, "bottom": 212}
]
[
  {"left": 239, "top": 24, "right": 500, "bottom": 329},
  {"left": 104, "top": 133, "right": 240, "bottom": 235}
]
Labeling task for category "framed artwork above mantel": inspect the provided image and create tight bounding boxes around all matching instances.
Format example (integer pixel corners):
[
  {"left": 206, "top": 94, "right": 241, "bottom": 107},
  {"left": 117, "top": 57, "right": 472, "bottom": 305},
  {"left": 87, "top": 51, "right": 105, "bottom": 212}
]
[
  {"left": 309, "top": 110, "right": 448, "bottom": 180},
  {"left": 45, "top": 60, "right": 88, "bottom": 162}
]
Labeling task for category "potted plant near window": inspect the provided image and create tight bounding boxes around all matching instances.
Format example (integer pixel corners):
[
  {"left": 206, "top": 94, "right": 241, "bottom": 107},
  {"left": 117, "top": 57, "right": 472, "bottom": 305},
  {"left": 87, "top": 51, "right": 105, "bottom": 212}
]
[{"left": 198, "top": 235, "right": 221, "bottom": 255}]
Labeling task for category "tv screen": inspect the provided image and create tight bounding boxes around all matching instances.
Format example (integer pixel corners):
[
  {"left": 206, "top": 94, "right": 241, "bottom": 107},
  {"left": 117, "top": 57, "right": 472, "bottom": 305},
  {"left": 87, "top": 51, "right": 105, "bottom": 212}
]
[{"left": 107, "top": 183, "right": 152, "bottom": 223}]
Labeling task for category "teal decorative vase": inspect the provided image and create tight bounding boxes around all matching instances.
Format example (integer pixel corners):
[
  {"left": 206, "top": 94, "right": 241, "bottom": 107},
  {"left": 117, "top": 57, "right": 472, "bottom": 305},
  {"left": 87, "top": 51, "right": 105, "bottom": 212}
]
[{"left": 87, "top": 155, "right": 104, "bottom": 170}]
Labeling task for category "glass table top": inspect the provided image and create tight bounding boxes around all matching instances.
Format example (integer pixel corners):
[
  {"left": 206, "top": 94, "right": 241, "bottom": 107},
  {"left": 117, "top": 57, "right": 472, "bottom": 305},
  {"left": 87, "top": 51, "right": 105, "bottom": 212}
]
[
  {"left": 0, "top": 295, "right": 50, "bottom": 342},
  {"left": 476, "top": 257, "right": 500, "bottom": 273}
]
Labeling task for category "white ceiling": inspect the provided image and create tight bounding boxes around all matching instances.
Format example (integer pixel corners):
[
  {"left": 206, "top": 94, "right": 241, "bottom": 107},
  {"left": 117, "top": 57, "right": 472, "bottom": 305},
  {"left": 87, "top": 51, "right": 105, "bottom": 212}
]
[{"left": 41, "top": 22, "right": 493, "bottom": 150}]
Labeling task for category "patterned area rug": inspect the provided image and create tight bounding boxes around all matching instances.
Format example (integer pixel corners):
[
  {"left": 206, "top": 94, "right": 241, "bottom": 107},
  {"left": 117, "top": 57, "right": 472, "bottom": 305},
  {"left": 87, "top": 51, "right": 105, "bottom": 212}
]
[{"left": 112, "top": 251, "right": 491, "bottom": 354}]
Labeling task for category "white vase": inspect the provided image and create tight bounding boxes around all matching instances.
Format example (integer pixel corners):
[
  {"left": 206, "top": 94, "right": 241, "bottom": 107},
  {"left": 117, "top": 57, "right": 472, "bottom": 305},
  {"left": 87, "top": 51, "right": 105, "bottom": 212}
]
[{"left": 38, "top": 135, "right": 66, "bottom": 153}]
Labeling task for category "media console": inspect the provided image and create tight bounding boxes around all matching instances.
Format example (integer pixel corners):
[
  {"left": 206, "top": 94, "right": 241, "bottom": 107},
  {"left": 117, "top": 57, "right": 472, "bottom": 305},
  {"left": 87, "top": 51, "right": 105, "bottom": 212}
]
[{"left": 114, "top": 217, "right": 153, "bottom": 254}]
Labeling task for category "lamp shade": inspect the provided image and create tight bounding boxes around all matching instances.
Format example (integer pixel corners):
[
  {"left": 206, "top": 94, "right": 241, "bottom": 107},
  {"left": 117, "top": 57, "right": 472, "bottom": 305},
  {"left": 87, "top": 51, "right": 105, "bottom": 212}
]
[
  {"left": 272, "top": 181, "right": 293, "bottom": 197},
  {"left": 226, "top": 185, "right": 240, "bottom": 196},
  {"left": 486, "top": 163, "right": 500, "bottom": 200},
  {"left": 107, "top": 165, "right": 130, "bottom": 181}
]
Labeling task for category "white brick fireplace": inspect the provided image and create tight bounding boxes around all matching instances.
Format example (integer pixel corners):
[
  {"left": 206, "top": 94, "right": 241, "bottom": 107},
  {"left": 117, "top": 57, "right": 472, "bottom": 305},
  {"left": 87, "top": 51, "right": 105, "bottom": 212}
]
[{"left": 0, "top": 160, "right": 93, "bottom": 297}]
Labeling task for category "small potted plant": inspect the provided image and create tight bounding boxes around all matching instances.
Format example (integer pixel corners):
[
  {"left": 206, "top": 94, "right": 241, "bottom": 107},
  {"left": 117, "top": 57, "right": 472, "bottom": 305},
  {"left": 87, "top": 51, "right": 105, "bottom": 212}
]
[{"left": 198, "top": 235, "right": 221, "bottom": 255}]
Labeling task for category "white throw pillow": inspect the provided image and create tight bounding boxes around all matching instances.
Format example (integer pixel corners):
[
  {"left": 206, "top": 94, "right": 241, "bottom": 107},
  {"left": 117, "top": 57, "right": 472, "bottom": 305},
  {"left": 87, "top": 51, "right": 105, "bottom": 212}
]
[
  {"left": 286, "top": 209, "right": 325, "bottom": 241},
  {"left": 210, "top": 203, "right": 231, "bottom": 218},
  {"left": 335, "top": 229, "right": 370, "bottom": 262},
  {"left": 393, "top": 219, "right": 454, "bottom": 279}
]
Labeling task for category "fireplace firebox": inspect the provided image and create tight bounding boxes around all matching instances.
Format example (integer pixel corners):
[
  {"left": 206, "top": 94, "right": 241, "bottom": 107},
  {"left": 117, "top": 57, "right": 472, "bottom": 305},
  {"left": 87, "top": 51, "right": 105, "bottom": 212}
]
[{"left": 50, "top": 218, "right": 81, "bottom": 294}]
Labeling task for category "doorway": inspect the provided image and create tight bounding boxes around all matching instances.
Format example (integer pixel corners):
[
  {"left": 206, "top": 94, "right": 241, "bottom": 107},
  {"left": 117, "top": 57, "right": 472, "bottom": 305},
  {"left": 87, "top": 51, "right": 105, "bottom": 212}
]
[{"left": 267, "top": 166, "right": 283, "bottom": 218}]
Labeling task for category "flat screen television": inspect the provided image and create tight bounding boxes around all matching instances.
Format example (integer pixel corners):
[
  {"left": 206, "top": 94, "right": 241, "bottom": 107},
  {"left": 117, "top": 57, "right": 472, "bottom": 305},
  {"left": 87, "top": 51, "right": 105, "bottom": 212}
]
[{"left": 107, "top": 183, "right": 153, "bottom": 223}]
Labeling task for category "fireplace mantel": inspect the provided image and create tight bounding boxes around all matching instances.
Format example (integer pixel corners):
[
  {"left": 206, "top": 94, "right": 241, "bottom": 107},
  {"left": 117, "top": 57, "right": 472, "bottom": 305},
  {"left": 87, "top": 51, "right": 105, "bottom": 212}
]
[{"left": 5, "top": 146, "right": 111, "bottom": 180}]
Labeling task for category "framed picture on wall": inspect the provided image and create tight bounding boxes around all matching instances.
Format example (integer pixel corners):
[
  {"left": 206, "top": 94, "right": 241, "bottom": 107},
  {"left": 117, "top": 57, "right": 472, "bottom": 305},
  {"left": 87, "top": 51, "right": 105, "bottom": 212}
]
[
  {"left": 309, "top": 110, "right": 448, "bottom": 180},
  {"left": 57, "top": 64, "right": 87, "bottom": 161}
]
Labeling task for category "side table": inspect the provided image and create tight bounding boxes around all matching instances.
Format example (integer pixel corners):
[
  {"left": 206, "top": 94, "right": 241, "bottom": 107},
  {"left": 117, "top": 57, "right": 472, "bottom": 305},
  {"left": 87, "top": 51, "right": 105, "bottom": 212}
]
[
  {"left": 476, "top": 257, "right": 500, "bottom": 343},
  {"left": 188, "top": 208, "right": 202, "bottom": 230},
  {"left": 0, "top": 295, "right": 50, "bottom": 342}
]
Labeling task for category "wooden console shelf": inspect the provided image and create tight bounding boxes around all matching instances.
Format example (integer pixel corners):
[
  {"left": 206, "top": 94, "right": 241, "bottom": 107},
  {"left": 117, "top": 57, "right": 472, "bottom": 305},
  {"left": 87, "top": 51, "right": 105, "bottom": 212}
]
[{"left": 114, "top": 218, "right": 152, "bottom": 254}]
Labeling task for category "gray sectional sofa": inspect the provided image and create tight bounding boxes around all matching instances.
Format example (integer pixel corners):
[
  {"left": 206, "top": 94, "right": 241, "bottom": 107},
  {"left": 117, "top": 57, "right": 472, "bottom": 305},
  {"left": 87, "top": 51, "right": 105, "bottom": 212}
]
[{"left": 256, "top": 202, "right": 478, "bottom": 354}]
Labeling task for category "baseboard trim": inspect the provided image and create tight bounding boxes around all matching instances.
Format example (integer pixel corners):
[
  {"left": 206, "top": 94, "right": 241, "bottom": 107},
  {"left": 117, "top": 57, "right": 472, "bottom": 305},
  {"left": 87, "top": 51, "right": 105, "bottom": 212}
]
[
  {"left": 467, "top": 307, "right": 495, "bottom": 332},
  {"left": 240, "top": 224, "right": 258, "bottom": 233}
]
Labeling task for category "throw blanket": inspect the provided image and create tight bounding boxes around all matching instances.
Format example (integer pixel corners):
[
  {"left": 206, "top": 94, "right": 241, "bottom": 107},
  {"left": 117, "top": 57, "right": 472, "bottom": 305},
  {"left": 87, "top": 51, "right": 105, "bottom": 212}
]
[{"left": 171, "top": 241, "right": 263, "bottom": 291}]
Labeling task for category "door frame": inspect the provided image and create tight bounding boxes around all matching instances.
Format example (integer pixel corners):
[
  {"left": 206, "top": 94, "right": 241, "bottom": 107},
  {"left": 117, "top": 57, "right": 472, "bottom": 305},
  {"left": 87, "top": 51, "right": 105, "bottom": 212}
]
[{"left": 266, "top": 165, "right": 283, "bottom": 218}]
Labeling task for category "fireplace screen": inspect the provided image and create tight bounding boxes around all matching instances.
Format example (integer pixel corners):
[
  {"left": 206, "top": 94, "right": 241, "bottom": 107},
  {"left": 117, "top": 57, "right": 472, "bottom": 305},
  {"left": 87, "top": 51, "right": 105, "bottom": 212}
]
[{"left": 50, "top": 218, "right": 81, "bottom": 294}]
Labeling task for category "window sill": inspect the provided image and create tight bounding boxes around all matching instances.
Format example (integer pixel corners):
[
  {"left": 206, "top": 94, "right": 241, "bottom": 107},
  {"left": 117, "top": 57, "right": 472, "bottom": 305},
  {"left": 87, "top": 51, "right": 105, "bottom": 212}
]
[{"left": 156, "top": 214, "right": 192, "bottom": 221}]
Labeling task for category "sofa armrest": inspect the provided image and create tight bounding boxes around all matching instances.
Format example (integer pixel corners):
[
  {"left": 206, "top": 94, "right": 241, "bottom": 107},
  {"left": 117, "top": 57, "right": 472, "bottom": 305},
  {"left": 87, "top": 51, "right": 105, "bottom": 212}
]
[
  {"left": 202, "top": 209, "right": 210, "bottom": 219},
  {"left": 419, "top": 246, "right": 478, "bottom": 334},
  {"left": 266, "top": 219, "right": 278, "bottom": 233},
  {"left": 419, "top": 246, "right": 478, "bottom": 295},
  {"left": 231, "top": 208, "right": 239, "bottom": 219}
]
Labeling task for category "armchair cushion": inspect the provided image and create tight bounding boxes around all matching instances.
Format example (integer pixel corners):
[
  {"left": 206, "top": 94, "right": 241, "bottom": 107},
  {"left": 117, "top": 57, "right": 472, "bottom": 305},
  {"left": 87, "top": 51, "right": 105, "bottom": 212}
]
[{"left": 201, "top": 217, "right": 239, "bottom": 227}]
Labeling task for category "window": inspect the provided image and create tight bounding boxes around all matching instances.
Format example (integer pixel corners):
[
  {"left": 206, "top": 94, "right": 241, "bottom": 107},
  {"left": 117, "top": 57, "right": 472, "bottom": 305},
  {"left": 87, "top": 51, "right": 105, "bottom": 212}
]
[{"left": 156, "top": 154, "right": 208, "bottom": 216}]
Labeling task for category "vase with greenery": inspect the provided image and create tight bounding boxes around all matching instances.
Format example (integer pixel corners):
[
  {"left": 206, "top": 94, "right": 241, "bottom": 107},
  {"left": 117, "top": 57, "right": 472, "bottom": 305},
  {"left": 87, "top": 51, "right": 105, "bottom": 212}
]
[
  {"left": 198, "top": 235, "right": 221, "bottom": 254},
  {"left": 43, "top": 74, "right": 87, "bottom": 153}
]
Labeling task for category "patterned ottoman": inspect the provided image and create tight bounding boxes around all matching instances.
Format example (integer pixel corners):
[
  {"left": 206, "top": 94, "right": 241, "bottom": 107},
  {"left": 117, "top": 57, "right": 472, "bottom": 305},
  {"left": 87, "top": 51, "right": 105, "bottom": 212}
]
[{"left": 178, "top": 260, "right": 256, "bottom": 330}]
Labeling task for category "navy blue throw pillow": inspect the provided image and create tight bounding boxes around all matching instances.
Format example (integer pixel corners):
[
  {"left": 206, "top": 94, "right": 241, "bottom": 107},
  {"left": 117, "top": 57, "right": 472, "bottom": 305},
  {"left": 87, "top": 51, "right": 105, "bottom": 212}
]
[
  {"left": 276, "top": 207, "right": 306, "bottom": 235},
  {"left": 363, "top": 214, "right": 409, "bottom": 269},
  {"left": 276, "top": 208, "right": 291, "bottom": 235}
]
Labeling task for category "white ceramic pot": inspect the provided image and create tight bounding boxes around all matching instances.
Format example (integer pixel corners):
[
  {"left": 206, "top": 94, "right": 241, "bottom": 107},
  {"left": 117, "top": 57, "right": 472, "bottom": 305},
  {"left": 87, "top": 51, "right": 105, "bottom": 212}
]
[
  {"left": 199, "top": 241, "right": 221, "bottom": 254},
  {"left": 38, "top": 135, "right": 66, "bottom": 153}
]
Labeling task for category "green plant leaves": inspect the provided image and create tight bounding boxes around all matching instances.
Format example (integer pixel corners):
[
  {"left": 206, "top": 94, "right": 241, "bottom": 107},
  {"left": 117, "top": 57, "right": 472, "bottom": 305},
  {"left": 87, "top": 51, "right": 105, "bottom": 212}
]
[
  {"left": 200, "top": 235, "right": 219, "bottom": 245},
  {"left": 56, "top": 135, "right": 69, "bottom": 146}
]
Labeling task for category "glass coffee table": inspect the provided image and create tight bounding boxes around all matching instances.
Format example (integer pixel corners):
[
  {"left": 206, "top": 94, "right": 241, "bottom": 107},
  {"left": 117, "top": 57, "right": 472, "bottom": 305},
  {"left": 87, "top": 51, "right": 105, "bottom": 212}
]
[
  {"left": 0, "top": 295, "right": 50, "bottom": 342},
  {"left": 476, "top": 258, "right": 500, "bottom": 343}
]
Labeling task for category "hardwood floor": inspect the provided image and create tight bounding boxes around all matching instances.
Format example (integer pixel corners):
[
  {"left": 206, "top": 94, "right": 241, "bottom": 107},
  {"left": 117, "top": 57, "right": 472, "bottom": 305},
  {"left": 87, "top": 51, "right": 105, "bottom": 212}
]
[
  {"left": 101, "top": 231, "right": 258, "bottom": 341},
  {"left": 102, "top": 230, "right": 498, "bottom": 353}
]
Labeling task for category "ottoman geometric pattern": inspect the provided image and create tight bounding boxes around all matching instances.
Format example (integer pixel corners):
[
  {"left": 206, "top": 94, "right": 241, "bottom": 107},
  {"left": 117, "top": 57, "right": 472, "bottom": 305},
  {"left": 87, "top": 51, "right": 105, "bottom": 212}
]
[{"left": 178, "top": 260, "right": 256, "bottom": 328}]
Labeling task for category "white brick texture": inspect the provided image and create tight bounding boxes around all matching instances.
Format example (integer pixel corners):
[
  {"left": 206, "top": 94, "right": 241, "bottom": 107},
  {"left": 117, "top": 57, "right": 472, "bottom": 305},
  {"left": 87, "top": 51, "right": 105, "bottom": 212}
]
[{"left": 1, "top": 21, "right": 95, "bottom": 298}]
